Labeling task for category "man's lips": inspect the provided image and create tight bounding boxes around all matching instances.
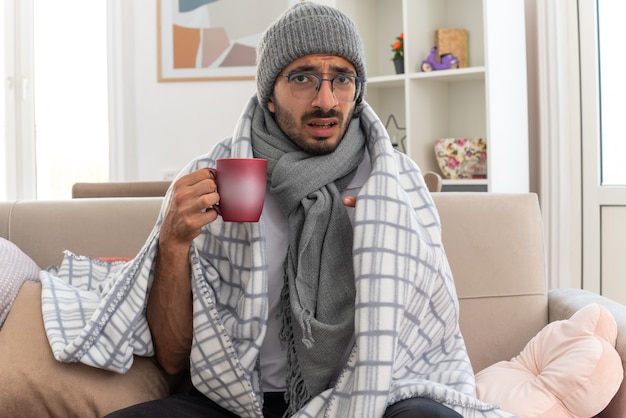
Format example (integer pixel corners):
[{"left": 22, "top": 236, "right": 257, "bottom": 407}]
[
  {"left": 307, "top": 119, "right": 338, "bottom": 138},
  {"left": 308, "top": 118, "right": 338, "bottom": 127}
]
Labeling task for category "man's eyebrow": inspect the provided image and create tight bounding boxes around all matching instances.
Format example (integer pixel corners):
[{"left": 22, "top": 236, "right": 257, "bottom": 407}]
[
  {"left": 287, "top": 64, "right": 356, "bottom": 75},
  {"left": 289, "top": 65, "right": 316, "bottom": 73},
  {"left": 329, "top": 64, "right": 355, "bottom": 74}
]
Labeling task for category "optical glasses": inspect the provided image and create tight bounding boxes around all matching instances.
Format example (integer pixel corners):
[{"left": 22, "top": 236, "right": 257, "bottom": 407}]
[{"left": 281, "top": 72, "right": 365, "bottom": 102}]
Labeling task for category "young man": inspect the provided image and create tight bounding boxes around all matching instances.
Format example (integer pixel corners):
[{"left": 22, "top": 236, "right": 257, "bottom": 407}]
[{"left": 43, "top": 3, "right": 513, "bottom": 417}]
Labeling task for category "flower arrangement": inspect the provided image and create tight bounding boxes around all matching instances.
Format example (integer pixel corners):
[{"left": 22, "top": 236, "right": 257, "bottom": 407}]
[{"left": 391, "top": 33, "right": 404, "bottom": 61}]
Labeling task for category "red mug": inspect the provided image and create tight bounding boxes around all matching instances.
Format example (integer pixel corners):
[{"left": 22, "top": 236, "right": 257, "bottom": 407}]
[{"left": 208, "top": 158, "right": 267, "bottom": 222}]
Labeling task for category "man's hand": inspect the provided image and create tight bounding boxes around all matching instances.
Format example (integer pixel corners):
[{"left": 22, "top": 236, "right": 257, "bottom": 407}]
[
  {"left": 160, "top": 168, "right": 220, "bottom": 247},
  {"left": 148, "top": 168, "right": 220, "bottom": 376}
]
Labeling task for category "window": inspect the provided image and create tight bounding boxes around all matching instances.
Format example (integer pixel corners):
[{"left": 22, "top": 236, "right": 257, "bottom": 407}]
[
  {"left": 2, "top": 0, "right": 110, "bottom": 200},
  {"left": 598, "top": 1, "right": 626, "bottom": 185},
  {"left": 0, "top": 3, "right": 6, "bottom": 199}
]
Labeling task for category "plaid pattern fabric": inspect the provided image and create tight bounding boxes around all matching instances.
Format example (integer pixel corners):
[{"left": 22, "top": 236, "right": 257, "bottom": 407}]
[{"left": 39, "top": 97, "right": 516, "bottom": 417}]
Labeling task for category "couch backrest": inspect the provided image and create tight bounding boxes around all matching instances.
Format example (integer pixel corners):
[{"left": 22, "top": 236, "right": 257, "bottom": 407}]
[
  {"left": 432, "top": 192, "right": 548, "bottom": 372},
  {"left": 0, "top": 198, "right": 163, "bottom": 269},
  {"left": 0, "top": 193, "right": 548, "bottom": 373},
  {"left": 71, "top": 181, "right": 171, "bottom": 198}
]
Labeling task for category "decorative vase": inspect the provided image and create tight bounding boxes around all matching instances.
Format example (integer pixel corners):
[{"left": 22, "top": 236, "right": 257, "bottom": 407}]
[
  {"left": 434, "top": 138, "right": 488, "bottom": 179},
  {"left": 393, "top": 59, "right": 404, "bottom": 74}
]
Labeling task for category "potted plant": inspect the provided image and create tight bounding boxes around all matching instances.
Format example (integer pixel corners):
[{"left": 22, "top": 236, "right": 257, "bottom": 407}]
[{"left": 391, "top": 32, "right": 404, "bottom": 74}]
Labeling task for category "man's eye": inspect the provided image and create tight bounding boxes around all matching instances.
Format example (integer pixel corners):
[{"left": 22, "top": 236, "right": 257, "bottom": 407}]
[
  {"left": 292, "top": 74, "right": 312, "bottom": 84},
  {"left": 335, "top": 75, "right": 353, "bottom": 85}
]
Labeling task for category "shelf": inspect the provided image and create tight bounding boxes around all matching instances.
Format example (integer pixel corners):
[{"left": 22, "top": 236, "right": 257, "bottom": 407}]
[
  {"left": 442, "top": 179, "right": 488, "bottom": 186},
  {"left": 366, "top": 74, "right": 405, "bottom": 88},
  {"left": 409, "top": 66, "right": 486, "bottom": 82},
  {"left": 335, "top": 0, "right": 528, "bottom": 193},
  {"left": 441, "top": 179, "right": 489, "bottom": 192},
  {"left": 367, "top": 67, "right": 485, "bottom": 88}
]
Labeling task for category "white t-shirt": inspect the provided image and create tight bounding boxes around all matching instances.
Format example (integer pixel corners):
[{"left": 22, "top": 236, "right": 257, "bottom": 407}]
[{"left": 259, "top": 153, "right": 371, "bottom": 391}]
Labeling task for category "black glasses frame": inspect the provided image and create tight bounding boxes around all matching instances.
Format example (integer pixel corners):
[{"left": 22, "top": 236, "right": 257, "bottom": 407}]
[{"left": 281, "top": 71, "right": 365, "bottom": 102}]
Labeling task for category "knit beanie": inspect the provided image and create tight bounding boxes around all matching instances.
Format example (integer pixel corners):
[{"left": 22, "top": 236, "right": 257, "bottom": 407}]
[{"left": 256, "top": 2, "right": 367, "bottom": 106}]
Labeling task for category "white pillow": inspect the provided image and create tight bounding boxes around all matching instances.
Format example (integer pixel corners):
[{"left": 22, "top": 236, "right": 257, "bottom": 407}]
[{"left": 0, "top": 238, "right": 40, "bottom": 328}]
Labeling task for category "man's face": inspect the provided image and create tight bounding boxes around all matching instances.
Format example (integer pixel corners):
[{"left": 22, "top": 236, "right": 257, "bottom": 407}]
[{"left": 267, "top": 54, "right": 358, "bottom": 155}]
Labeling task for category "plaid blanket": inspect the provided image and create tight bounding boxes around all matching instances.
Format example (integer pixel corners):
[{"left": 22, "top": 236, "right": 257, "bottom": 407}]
[{"left": 39, "top": 97, "right": 516, "bottom": 417}]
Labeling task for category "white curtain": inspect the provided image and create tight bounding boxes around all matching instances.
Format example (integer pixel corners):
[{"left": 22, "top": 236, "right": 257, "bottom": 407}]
[{"left": 535, "top": 0, "right": 582, "bottom": 289}]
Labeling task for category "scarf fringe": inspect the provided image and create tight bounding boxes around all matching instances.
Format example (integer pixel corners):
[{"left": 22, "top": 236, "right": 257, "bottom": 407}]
[
  {"left": 298, "top": 309, "right": 315, "bottom": 349},
  {"left": 281, "top": 285, "right": 313, "bottom": 416},
  {"left": 284, "top": 365, "right": 313, "bottom": 417}
]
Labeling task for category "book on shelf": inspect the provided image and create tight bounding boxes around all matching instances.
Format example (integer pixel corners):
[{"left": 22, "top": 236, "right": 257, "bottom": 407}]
[{"left": 435, "top": 28, "right": 468, "bottom": 68}]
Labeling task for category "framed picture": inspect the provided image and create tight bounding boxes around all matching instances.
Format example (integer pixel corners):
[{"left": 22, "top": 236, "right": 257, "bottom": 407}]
[{"left": 157, "top": 0, "right": 295, "bottom": 82}]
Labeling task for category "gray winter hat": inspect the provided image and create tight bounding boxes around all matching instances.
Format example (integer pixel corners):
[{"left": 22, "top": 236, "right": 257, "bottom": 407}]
[{"left": 256, "top": 2, "right": 366, "bottom": 106}]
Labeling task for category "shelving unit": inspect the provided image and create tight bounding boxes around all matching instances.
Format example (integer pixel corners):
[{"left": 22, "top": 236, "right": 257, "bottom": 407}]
[{"left": 334, "top": 0, "right": 529, "bottom": 192}]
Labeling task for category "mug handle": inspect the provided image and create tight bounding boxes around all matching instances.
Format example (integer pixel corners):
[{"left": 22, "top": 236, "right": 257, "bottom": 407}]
[{"left": 207, "top": 167, "right": 222, "bottom": 216}]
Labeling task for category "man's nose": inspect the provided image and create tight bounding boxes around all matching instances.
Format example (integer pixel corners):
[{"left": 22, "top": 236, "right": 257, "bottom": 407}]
[{"left": 312, "top": 79, "right": 339, "bottom": 109}]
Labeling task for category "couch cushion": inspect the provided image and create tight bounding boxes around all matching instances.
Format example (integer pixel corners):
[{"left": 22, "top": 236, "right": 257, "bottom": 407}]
[
  {"left": 475, "top": 303, "right": 623, "bottom": 418},
  {"left": 0, "top": 281, "right": 170, "bottom": 417},
  {"left": 432, "top": 193, "right": 548, "bottom": 372}
]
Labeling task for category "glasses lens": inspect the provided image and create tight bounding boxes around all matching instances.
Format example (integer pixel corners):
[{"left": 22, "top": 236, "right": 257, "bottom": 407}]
[
  {"left": 333, "top": 75, "right": 358, "bottom": 102},
  {"left": 287, "top": 73, "right": 318, "bottom": 100},
  {"left": 286, "top": 72, "right": 360, "bottom": 102}
]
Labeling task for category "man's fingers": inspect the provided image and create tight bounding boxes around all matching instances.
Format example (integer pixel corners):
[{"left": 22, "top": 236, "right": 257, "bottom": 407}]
[{"left": 343, "top": 196, "right": 356, "bottom": 208}]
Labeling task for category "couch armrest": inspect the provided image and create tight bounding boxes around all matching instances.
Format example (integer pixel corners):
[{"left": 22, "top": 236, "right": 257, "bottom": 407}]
[{"left": 549, "top": 288, "right": 626, "bottom": 418}]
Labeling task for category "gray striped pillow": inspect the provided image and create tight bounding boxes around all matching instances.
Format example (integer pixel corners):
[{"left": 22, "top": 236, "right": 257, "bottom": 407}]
[{"left": 0, "top": 238, "right": 40, "bottom": 328}]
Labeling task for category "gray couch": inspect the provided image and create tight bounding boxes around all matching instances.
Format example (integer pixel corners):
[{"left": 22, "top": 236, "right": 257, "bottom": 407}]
[{"left": 0, "top": 193, "right": 624, "bottom": 417}]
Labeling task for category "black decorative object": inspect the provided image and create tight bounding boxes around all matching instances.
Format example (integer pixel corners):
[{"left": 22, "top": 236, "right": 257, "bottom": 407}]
[
  {"left": 384, "top": 114, "right": 406, "bottom": 153},
  {"left": 393, "top": 59, "right": 404, "bottom": 74}
]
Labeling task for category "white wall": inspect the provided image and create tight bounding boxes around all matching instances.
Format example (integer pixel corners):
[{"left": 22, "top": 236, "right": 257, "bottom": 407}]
[
  {"left": 120, "top": 0, "right": 257, "bottom": 181},
  {"left": 119, "top": 0, "right": 335, "bottom": 182}
]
